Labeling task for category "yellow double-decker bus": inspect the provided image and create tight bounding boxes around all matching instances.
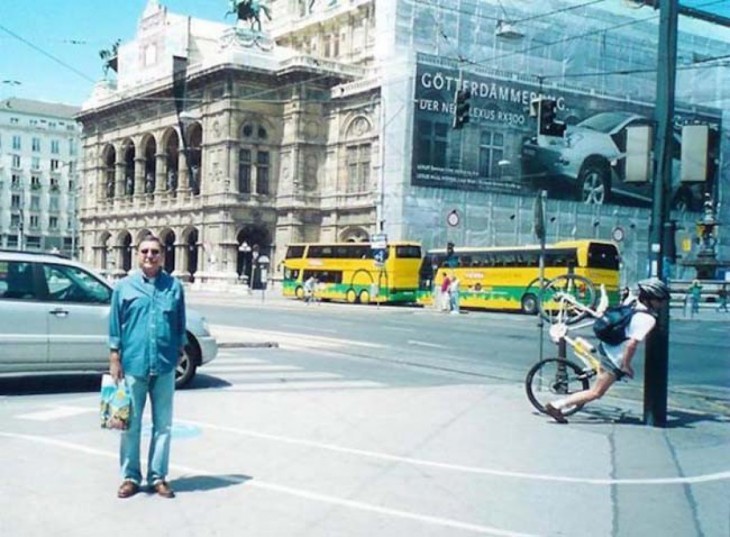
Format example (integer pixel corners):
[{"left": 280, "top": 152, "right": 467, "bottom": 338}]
[
  {"left": 417, "top": 239, "right": 620, "bottom": 313},
  {"left": 282, "top": 241, "right": 422, "bottom": 304}
]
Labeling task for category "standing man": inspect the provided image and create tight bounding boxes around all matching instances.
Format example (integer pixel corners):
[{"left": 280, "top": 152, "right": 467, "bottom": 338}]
[
  {"left": 544, "top": 278, "right": 670, "bottom": 424},
  {"left": 109, "top": 235, "right": 186, "bottom": 499}
]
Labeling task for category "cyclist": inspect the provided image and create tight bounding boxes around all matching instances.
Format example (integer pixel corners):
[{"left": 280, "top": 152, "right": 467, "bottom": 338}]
[{"left": 545, "top": 278, "right": 671, "bottom": 424}]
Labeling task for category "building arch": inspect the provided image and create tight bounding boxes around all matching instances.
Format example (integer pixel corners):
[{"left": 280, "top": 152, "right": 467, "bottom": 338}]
[
  {"left": 343, "top": 114, "right": 373, "bottom": 140},
  {"left": 120, "top": 139, "right": 136, "bottom": 196},
  {"left": 117, "top": 230, "right": 134, "bottom": 272},
  {"left": 339, "top": 227, "right": 369, "bottom": 242},
  {"left": 98, "top": 231, "right": 112, "bottom": 270},
  {"left": 181, "top": 226, "right": 199, "bottom": 280},
  {"left": 158, "top": 227, "right": 176, "bottom": 273},
  {"left": 101, "top": 144, "right": 116, "bottom": 199},
  {"left": 185, "top": 122, "right": 203, "bottom": 195},
  {"left": 236, "top": 224, "right": 271, "bottom": 281},
  {"left": 163, "top": 128, "right": 180, "bottom": 193},
  {"left": 140, "top": 133, "right": 158, "bottom": 193}
]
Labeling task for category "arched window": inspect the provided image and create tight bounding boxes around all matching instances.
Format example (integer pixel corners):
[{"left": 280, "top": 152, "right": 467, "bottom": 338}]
[{"left": 238, "top": 122, "right": 271, "bottom": 195}]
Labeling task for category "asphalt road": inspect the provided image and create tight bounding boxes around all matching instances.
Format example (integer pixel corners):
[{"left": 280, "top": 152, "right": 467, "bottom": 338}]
[{"left": 188, "top": 298, "right": 730, "bottom": 415}]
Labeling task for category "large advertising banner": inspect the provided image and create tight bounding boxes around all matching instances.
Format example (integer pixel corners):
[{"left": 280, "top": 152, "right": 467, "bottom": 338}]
[{"left": 411, "top": 62, "right": 721, "bottom": 211}]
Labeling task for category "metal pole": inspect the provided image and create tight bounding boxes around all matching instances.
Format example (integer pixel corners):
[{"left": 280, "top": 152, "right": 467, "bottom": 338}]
[{"left": 644, "top": 0, "right": 678, "bottom": 428}]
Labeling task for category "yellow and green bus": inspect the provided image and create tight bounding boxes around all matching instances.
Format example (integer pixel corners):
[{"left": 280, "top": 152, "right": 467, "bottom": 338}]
[
  {"left": 417, "top": 239, "right": 620, "bottom": 314},
  {"left": 282, "top": 241, "right": 423, "bottom": 304}
]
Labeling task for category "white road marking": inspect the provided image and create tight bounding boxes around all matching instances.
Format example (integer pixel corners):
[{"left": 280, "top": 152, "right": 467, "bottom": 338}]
[
  {"left": 15, "top": 405, "right": 96, "bottom": 421},
  {"left": 407, "top": 340, "right": 448, "bottom": 349},
  {"left": 220, "top": 380, "right": 384, "bottom": 392},
  {"left": 210, "top": 324, "right": 385, "bottom": 350},
  {"left": 0, "top": 431, "right": 539, "bottom": 537},
  {"left": 175, "top": 419, "right": 730, "bottom": 486},
  {"left": 212, "top": 371, "right": 342, "bottom": 381},
  {"left": 202, "top": 364, "right": 301, "bottom": 374}
]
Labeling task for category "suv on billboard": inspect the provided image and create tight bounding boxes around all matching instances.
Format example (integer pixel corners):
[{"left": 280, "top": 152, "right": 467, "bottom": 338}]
[
  {"left": 0, "top": 249, "right": 218, "bottom": 387},
  {"left": 520, "top": 111, "right": 703, "bottom": 210}
]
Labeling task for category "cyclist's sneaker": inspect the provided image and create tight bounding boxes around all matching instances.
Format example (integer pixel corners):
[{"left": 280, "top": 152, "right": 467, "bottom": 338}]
[{"left": 545, "top": 403, "right": 568, "bottom": 424}]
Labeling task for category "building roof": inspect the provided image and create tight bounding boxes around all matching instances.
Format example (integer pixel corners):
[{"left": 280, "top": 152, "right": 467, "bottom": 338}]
[{"left": 0, "top": 98, "right": 80, "bottom": 119}]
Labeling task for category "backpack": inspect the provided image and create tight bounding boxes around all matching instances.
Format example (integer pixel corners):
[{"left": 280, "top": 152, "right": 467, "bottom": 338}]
[{"left": 593, "top": 304, "right": 636, "bottom": 345}]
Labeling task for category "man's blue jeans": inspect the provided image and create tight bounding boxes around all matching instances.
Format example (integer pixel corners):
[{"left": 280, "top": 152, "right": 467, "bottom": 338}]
[{"left": 120, "top": 370, "right": 175, "bottom": 485}]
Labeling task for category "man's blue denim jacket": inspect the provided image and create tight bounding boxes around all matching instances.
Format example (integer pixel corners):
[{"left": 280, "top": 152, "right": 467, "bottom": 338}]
[{"left": 109, "top": 270, "right": 187, "bottom": 377}]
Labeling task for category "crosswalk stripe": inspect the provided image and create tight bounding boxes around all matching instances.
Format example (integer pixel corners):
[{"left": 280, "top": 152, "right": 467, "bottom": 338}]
[
  {"left": 16, "top": 406, "right": 95, "bottom": 421},
  {"left": 203, "top": 364, "right": 301, "bottom": 374},
  {"left": 210, "top": 325, "right": 384, "bottom": 350},
  {"left": 221, "top": 380, "right": 384, "bottom": 392},
  {"left": 211, "top": 371, "right": 342, "bottom": 381}
]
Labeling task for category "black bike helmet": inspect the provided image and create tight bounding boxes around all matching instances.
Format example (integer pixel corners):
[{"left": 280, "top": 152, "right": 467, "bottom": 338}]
[{"left": 637, "top": 278, "right": 671, "bottom": 301}]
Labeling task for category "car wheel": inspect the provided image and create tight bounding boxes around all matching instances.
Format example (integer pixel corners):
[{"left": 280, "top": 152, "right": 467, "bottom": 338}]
[
  {"left": 175, "top": 338, "right": 198, "bottom": 388},
  {"left": 578, "top": 163, "right": 610, "bottom": 205},
  {"left": 359, "top": 289, "right": 371, "bottom": 304},
  {"left": 346, "top": 288, "right": 357, "bottom": 303},
  {"left": 295, "top": 286, "right": 304, "bottom": 299}
]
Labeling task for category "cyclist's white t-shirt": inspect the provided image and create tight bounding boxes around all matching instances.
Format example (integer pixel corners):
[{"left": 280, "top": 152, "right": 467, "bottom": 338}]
[{"left": 601, "top": 302, "right": 656, "bottom": 368}]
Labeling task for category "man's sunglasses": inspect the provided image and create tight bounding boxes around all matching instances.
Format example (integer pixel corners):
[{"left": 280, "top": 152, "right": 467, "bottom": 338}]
[{"left": 140, "top": 249, "right": 161, "bottom": 256}]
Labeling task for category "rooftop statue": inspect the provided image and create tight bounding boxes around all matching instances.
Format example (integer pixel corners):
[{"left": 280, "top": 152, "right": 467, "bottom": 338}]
[
  {"left": 227, "top": 0, "right": 272, "bottom": 32},
  {"left": 99, "top": 39, "right": 121, "bottom": 77}
]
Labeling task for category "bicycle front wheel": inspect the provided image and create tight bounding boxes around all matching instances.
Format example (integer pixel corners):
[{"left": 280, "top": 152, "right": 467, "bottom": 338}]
[
  {"left": 525, "top": 358, "right": 590, "bottom": 416},
  {"left": 538, "top": 274, "right": 597, "bottom": 326}
]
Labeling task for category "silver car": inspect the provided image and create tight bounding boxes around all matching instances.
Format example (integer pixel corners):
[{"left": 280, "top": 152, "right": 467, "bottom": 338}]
[{"left": 0, "top": 250, "right": 217, "bottom": 388}]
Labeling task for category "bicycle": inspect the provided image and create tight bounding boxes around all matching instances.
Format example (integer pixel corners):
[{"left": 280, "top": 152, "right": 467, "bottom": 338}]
[{"left": 525, "top": 274, "right": 611, "bottom": 416}]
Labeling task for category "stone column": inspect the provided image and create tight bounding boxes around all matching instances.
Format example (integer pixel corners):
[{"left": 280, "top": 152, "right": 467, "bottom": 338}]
[
  {"left": 155, "top": 153, "right": 167, "bottom": 194},
  {"left": 133, "top": 157, "right": 145, "bottom": 198},
  {"left": 178, "top": 151, "right": 189, "bottom": 191},
  {"left": 172, "top": 242, "right": 191, "bottom": 281},
  {"left": 114, "top": 162, "right": 126, "bottom": 200}
]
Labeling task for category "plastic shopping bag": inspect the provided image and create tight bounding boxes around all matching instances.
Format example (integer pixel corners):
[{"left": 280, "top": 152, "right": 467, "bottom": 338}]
[{"left": 100, "top": 374, "right": 131, "bottom": 430}]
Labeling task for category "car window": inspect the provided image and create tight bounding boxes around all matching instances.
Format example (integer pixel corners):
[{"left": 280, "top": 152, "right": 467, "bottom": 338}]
[
  {"left": 0, "top": 261, "right": 38, "bottom": 300},
  {"left": 42, "top": 263, "right": 112, "bottom": 304}
]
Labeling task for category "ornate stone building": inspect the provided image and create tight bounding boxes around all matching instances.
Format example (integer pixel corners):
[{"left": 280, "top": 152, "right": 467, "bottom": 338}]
[{"left": 77, "top": 0, "right": 380, "bottom": 283}]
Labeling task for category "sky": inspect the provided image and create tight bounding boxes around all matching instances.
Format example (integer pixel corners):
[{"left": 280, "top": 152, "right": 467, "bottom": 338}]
[{"left": 1, "top": 0, "right": 729, "bottom": 107}]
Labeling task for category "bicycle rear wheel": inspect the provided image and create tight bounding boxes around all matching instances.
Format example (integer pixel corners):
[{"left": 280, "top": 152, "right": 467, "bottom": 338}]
[
  {"left": 525, "top": 358, "right": 590, "bottom": 416},
  {"left": 538, "top": 274, "right": 597, "bottom": 326}
]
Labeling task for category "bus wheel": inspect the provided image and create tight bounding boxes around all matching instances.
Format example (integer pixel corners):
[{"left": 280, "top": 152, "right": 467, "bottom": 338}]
[
  {"left": 521, "top": 293, "right": 538, "bottom": 315},
  {"left": 295, "top": 286, "right": 304, "bottom": 299},
  {"left": 359, "top": 289, "right": 371, "bottom": 304},
  {"left": 346, "top": 289, "right": 357, "bottom": 304}
]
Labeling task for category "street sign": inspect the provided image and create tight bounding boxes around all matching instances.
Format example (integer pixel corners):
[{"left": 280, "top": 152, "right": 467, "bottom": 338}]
[
  {"left": 373, "top": 248, "right": 387, "bottom": 266},
  {"left": 371, "top": 233, "right": 388, "bottom": 250}
]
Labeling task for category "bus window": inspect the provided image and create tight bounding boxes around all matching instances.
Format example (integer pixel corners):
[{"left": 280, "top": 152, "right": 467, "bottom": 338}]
[
  {"left": 284, "top": 268, "right": 299, "bottom": 280},
  {"left": 587, "top": 243, "right": 620, "bottom": 270},
  {"left": 395, "top": 245, "right": 422, "bottom": 258},
  {"left": 285, "top": 245, "right": 305, "bottom": 259}
]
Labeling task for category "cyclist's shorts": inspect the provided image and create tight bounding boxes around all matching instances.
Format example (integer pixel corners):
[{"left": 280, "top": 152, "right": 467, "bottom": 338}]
[{"left": 597, "top": 344, "right": 626, "bottom": 380}]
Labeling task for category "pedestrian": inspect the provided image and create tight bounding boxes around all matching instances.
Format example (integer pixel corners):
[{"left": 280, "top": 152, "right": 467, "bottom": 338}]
[
  {"left": 717, "top": 284, "right": 729, "bottom": 313},
  {"left": 690, "top": 279, "right": 702, "bottom": 316},
  {"left": 440, "top": 273, "right": 451, "bottom": 312},
  {"left": 544, "top": 278, "right": 670, "bottom": 424},
  {"left": 303, "top": 275, "right": 316, "bottom": 304},
  {"left": 449, "top": 274, "right": 460, "bottom": 314},
  {"left": 109, "top": 234, "right": 186, "bottom": 499}
]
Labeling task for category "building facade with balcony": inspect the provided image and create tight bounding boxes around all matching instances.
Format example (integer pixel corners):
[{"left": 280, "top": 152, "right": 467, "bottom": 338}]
[
  {"left": 0, "top": 98, "right": 81, "bottom": 254},
  {"left": 77, "top": 0, "right": 729, "bottom": 285}
]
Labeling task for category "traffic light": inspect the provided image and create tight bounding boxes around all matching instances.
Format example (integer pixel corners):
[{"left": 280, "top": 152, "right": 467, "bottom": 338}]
[
  {"left": 453, "top": 89, "right": 471, "bottom": 130},
  {"left": 537, "top": 98, "right": 566, "bottom": 137}
]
